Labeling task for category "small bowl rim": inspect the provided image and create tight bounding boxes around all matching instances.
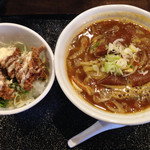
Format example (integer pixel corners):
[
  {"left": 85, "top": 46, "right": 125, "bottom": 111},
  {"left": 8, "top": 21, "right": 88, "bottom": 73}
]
[{"left": 0, "top": 23, "right": 55, "bottom": 115}]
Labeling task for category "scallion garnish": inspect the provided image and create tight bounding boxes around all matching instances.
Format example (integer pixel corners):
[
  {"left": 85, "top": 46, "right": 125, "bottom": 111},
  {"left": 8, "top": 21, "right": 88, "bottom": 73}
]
[
  {"left": 0, "top": 99, "right": 8, "bottom": 108},
  {"left": 91, "top": 42, "right": 100, "bottom": 49},
  {"left": 130, "top": 65, "right": 133, "bottom": 68}
]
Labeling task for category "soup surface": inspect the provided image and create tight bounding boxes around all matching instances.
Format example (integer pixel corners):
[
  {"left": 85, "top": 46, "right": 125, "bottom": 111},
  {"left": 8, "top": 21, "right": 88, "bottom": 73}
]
[{"left": 66, "top": 19, "right": 150, "bottom": 113}]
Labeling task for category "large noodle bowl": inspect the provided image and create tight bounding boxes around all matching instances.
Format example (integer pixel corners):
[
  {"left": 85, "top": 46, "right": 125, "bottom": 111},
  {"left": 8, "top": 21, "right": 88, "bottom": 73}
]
[{"left": 66, "top": 18, "right": 150, "bottom": 113}]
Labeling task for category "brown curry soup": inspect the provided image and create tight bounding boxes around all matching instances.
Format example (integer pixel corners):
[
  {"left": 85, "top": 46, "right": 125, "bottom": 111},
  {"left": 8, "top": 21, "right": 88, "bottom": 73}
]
[{"left": 66, "top": 19, "right": 150, "bottom": 113}]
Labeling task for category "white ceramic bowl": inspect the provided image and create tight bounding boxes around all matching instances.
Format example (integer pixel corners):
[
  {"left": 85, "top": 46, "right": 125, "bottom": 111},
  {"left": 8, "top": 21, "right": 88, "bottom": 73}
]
[
  {"left": 55, "top": 4, "right": 150, "bottom": 125},
  {"left": 0, "top": 23, "right": 55, "bottom": 115}
]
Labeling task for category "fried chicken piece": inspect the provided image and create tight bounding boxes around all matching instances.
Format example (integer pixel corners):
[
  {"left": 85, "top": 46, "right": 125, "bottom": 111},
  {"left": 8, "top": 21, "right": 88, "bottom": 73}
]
[
  {"left": 0, "top": 45, "right": 48, "bottom": 91},
  {"left": 2, "top": 48, "right": 21, "bottom": 78},
  {"left": 15, "top": 46, "right": 48, "bottom": 90},
  {"left": 0, "top": 70, "right": 14, "bottom": 100}
]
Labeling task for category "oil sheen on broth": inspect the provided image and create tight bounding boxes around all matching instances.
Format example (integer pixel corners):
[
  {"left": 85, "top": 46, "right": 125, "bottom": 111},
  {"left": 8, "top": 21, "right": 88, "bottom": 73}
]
[{"left": 66, "top": 19, "right": 150, "bottom": 113}]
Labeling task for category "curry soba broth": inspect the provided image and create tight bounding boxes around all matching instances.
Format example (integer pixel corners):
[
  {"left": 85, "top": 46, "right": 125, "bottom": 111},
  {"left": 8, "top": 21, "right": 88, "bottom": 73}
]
[{"left": 66, "top": 19, "right": 150, "bottom": 113}]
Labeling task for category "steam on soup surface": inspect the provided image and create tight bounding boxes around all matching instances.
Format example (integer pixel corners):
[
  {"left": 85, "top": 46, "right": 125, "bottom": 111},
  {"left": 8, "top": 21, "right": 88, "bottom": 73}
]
[{"left": 66, "top": 19, "right": 150, "bottom": 113}]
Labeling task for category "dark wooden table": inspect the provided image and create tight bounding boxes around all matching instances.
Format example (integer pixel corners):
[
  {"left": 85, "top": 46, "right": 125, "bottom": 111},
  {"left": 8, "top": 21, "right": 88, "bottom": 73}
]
[{"left": 0, "top": 1, "right": 150, "bottom": 150}]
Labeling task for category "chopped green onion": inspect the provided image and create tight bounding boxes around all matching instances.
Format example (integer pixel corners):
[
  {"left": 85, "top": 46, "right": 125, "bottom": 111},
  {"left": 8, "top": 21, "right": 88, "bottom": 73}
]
[
  {"left": 101, "top": 39, "right": 140, "bottom": 76},
  {"left": 105, "top": 54, "right": 120, "bottom": 62},
  {"left": 9, "top": 84, "right": 13, "bottom": 88},
  {"left": 130, "top": 65, "right": 133, "bottom": 68},
  {"left": 102, "top": 54, "right": 124, "bottom": 75},
  {"left": 102, "top": 61, "right": 123, "bottom": 75},
  {"left": 20, "top": 90, "right": 29, "bottom": 94},
  {"left": 9, "top": 82, "right": 28, "bottom": 93},
  {"left": 0, "top": 99, "right": 8, "bottom": 108},
  {"left": 116, "top": 58, "right": 127, "bottom": 69},
  {"left": 91, "top": 42, "right": 100, "bottom": 49}
]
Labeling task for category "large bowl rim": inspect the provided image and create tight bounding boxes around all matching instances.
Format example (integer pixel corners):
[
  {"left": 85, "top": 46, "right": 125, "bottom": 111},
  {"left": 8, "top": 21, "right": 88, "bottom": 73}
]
[
  {"left": 55, "top": 4, "right": 150, "bottom": 125},
  {"left": 0, "top": 23, "right": 55, "bottom": 115}
]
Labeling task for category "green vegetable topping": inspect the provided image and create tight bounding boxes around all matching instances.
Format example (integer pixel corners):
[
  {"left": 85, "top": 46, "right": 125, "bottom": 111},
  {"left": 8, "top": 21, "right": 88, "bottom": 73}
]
[
  {"left": 102, "top": 61, "right": 123, "bottom": 76},
  {"left": 9, "top": 81, "right": 29, "bottom": 94},
  {"left": 91, "top": 42, "right": 100, "bottom": 49},
  {"left": 130, "top": 65, "right": 133, "bottom": 68},
  {"left": 105, "top": 54, "right": 120, "bottom": 62},
  {"left": 0, "top": 99, "right": 8, "bottom": 108},
  {"left": 102, "top": 54, "right": 125, "bottom": 75}
]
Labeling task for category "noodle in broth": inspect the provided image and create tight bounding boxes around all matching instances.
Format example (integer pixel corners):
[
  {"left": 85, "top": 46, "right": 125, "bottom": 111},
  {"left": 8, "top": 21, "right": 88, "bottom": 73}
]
[{"left": 66, "top": 19, "right": 150, "bottom": 113}]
